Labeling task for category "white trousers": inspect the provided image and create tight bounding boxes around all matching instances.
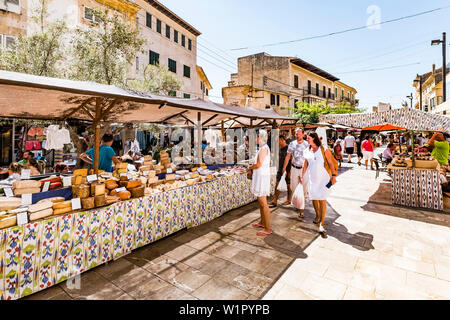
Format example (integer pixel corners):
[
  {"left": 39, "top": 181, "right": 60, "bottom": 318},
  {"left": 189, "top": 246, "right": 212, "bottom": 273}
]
[{"left": 290, "top": 166, "right": 308, "bottom": 201}]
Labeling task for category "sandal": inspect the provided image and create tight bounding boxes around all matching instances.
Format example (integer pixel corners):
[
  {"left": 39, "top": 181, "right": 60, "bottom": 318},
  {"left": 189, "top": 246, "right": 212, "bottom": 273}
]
[
  {"left": 298, "top": 213, "right": 304, "bottom": 220},
  {"left": 268, "top": 203, "right": 277, "bottom": 208},
  {"left": 252, "top": 223, "right": 264, "bottom": 229},
  {"left": 313, "top": 219, "right": 320, "bottom": 224},
  {"left": 257, "top": 230, "right": 272, "bottom": 236}
]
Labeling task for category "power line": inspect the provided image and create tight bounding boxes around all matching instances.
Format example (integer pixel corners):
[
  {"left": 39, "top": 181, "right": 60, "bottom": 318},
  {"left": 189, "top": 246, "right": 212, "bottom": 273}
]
[
  {"left": 197, "top": 41, "right": 237, "bottom": 66},
  {"left": 197, "top": 54, "right": 236, "bottom": 73},
  {"left": 197, "top": 46, "right": 237, "bottom": 70},
  {"left": 230, "top": 6, "right": 450, "bottom": 50},
  {"left": 334, "top": 62, "right": 421, "bottom": 74},
  {"left": 198, "top": 37, "right": 237, "bottom": 61}
]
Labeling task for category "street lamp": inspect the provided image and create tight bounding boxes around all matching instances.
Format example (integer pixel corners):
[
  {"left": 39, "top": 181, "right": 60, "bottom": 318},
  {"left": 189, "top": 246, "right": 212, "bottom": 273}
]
[
  {"left": 431, "top": 32, "right": 446, "bottom": 103},
  {"left": 413, "top": 74, "right": 423, "bottom": 110},
  {"left": 406, "top": 93, "right": 413, "bottom": 109}
]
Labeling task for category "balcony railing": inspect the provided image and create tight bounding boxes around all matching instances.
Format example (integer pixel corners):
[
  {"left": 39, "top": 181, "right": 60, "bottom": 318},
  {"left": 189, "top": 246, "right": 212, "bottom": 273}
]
[{"left": 303, "top": 87, "right": 335, "bottom": 100}]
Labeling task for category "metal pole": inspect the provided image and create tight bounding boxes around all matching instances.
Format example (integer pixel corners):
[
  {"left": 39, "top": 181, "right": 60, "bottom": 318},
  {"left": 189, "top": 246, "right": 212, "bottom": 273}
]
[
  {"left": 443, "top": 32, "right": 447, "bottom": 103},
  {"left": 196, "top": 112, "right": 202, "bottom": 164},
  {"left": 419, "top": 75, "right": 423, "bottom": 110},
  {"left": 11, "top": 119, "right": 15, "bottom": 163}
]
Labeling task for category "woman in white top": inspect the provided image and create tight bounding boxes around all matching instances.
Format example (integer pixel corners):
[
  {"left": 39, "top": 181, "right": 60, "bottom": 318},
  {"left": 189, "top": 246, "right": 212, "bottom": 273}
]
[
  {"left": 249, "top": 130, "right": 272, "bottom": 236},
  {"left": 300, "top": 132, "right": 337, "bottom": 234}
]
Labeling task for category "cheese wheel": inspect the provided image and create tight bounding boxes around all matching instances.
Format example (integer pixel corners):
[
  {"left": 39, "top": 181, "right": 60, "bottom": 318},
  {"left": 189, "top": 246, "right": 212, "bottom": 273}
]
[
  {"left": 73, "top": 169, "right": 88, "bottom": 177},
  {"left": 29, "top": 208, "right": 53, "bottom": 221},
  {"left": 12, "top": 180, "right": 41, "bottom": 189},
  {"left": 81, "top": 197, "right": 95, "bottom": 210},
  {"left": 126, "top": 180, "right": 142, "bottom": 189},
  {"left": 53, "top": 207, "right": 72, "bottom": 216},
  {"left": 94, "top": 194, "right": 106, "bottom": 207},
  {"left": 28, "top": 201, "right": 53, "bottom": 213},
  {"left": 94, "top": 183, "right": 105, "bottom": 196},
  {"left": 118, "top": 191, "right": 131, "bottom": 201},
  {"left": 53, "top": 201, "right": 72, "bottom": 210},
  {"left": 129, "top": 185, "right": 145, "bottom": 198}
]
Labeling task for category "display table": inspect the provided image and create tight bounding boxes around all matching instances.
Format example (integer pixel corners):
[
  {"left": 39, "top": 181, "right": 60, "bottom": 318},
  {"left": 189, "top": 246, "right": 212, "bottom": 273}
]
[
  {"left": 0, "top": 173, "right": 273, "bottom": 300},
  {"left": 389, "top": 167, "right": 443, "bottom": 211}
]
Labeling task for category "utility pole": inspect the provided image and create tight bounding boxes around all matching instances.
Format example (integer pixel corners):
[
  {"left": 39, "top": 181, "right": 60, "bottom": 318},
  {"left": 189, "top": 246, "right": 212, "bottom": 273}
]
[{"left": 431, "top": 32, "right": 447, "bottom": 103}]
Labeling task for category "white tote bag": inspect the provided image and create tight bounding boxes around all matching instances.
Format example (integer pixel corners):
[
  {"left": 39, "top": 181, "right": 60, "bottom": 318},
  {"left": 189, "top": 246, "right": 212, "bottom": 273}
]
[{"left": 277, "top": 172, "right": 288, "bottom": 192}]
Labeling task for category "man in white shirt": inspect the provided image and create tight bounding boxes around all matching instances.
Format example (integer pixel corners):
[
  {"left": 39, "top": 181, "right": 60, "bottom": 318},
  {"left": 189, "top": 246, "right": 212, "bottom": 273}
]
[
  {"left": 343, "top": 132, "right": 356, "bottom": 163},
  {"left": 282, "top": 128, "right": 309, "bottom": 218}
]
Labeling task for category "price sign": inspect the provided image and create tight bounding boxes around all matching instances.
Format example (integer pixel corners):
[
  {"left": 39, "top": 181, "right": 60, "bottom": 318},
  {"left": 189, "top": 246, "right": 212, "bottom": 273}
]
[
  {"left": 71, "top": 198, "right": 81, "bottom": 210},
  {"left": 42, "top": 181, "right": 51, "bottom": 192},
  {"left": 63, "top": 176, "right": 72, "bottom": 187},
  {"left": 21, "top": 193, "right": 32, "bottom": 205},
  {"left": 166, "top": 168, "right": 173, "bottom": 173},
  {"left": 120, "top": 172, "right": 128, "bottom": 177},
  {"left": 143, "top": 171, "right": 149, "bottom": 177},
  {"left": 115, "top": 187, "right": 127, "bottom": 193},
  {"left": 185, "top": 174, "right": 191, "bottom": 180},
  {"left": 87, "top": 174, "right": 98, "bottom": 183},
  {"left": 21, "top": 169, "right": 31, "bottom": 180},
  {"left": 4, "top": 187, "right": 14, "bottom": 198},
  {"left": 17, "top": 212, "right": 28, "bottom": 226}
]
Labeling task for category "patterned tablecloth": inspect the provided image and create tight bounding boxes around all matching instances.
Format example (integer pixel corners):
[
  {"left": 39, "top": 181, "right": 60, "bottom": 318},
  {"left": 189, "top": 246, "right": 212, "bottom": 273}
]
[
  {"left": 391, "top": 168, "right": 443, "bottom": 211},
  {"left": 0, "top": 173, "right": 276, "bottom": 300}
]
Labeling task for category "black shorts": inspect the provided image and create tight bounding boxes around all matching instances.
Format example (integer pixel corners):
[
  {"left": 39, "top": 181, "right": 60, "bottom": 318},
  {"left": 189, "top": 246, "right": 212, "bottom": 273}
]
[
  {"left": 276, "top": 170, "right": 290, "bottom": 185},
  {"left": 345, "top": 147, "right": 354, "bottom": 155}
]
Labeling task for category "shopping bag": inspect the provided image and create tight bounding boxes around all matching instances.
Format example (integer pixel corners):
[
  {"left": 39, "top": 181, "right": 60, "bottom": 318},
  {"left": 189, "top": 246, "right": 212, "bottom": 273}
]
[
  {"left": 277, "top": 172, "right": 287, "bottom": 192},
  {"left": 291, "top": 183, "right": 305, "bottom": 210}
]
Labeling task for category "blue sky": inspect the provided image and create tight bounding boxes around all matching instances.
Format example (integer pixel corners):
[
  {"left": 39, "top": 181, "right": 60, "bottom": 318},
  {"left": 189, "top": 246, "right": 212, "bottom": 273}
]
[{"left": 160, "top": 0, "right": 450, "bottom": 110}]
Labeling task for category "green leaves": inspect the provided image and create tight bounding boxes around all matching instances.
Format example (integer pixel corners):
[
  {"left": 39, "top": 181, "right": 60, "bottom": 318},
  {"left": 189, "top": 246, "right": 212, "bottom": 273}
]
[
  {"left": 290, "top": 101, "right": 364, "bottom": 124},
  {"left": 127, "top": 64, "right": 182, "bottom": 95}
]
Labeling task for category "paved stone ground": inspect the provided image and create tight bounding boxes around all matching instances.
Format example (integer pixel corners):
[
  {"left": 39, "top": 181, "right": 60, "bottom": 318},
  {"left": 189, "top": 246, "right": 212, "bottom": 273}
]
[
  {"left": 263, "top": 156, "right": 450, "bottom": 300},
  {"left": 24, "top": 155, "right": 450, "bottom": 300}
]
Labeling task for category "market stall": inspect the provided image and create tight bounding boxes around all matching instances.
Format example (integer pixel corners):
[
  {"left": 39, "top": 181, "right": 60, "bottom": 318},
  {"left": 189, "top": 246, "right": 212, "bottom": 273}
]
[
  {"left": 321, "top": 109, "right": 450, "bottom": 212},
  {"left": 0, "top": 70, "right": 287, "bottom": 299}
]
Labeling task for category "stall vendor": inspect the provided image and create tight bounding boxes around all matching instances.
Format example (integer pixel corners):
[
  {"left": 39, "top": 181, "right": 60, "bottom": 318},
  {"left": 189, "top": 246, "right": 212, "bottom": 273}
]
[
  {"left": 428, "top": 132, "right": 450, "bottom": 166},
  {"left": 382, "top": 143, "right": 396, "bottom": 164},
  {"left": 80, "top": 134, "right": 121, "bottom": 172},
  {"left": 18, "top": 151, "right": 33, "bottom": 165}
]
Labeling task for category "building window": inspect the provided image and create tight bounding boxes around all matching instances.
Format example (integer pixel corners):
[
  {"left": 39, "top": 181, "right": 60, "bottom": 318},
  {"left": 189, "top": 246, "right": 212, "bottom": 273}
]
[
  {"left": 270, "top": 94, "right": 280, "bottom": 106},
  {"left": 315, "top": 83, "right": 319, "bottom": 96},
  {"left": 200, "top": 81, "right": 204, "bottom": 91},
  {"left": 444, "top": 111, "right": 447, "bottom": 115},
  {"left": 294, "top": 75, "right": 299, "bottom": 88},
  {"left": 323, "top": 86, "right": 326, "bottom": 98},
  {"left": 294, "top": 99, "right": 298, "bottom": 107},
  {"left": 188, "top": 39, "right": 192, "bottom": 51},
  {"left": 181, "top": 35, "right": 185, "bottom": 47},
  {"left": 184, "top": 93, "right": 191, "bottom": 99},
  {"left": 174, "top": 30, "right": 178, "bottom": 43},
  {"left": 165, "top": 25, "right": 170, "bottom": 39},
  {"left": 146, "top": 12, "right": 151, "bottom": 28},
  {"left": 183, "top": 65, "right": 190, "bottom": 78},
  {"left": 1, "top": 35, "right": 16, "bottom": 48},
  {"left": 328, "top": 88, "right": 331, "bottom": 99},
  {"left": 84, "top": 6, "right": 100, "bottom": 23},
  {"left": 149, "top": 50, "right": 159, "bottom": 65},
  {"left": 156, "top": 19, "right": 161, "bottom": 33},
  {"left": 168, "top": 58, "right": 177, "bottom": 73},
  {"left": 341, "top": 89, "right": 344, "bottom": 100},
  {"left": 206, "top": 88, "right": 208, "bottom": 96},
  {"left": 307, "top": 80, "right": 312, "bottom": 94},
  {"left": 136, "top": 56, "right": 139, "bottom": 71},
  {"left": 335, "top": 88, "right": 338, "bottom": 99},
  {"left": 168, "top": 90, "right": 176, "bottom": 97}
]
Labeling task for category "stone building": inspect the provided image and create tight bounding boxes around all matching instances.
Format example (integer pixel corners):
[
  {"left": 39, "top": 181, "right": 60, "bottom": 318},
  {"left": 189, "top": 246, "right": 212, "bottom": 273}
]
[
  {"left": 222, "top": 52, "right": 358, "bottom": 116},
  {"left": 0, "top": 0, "right": 27, "bottom": 48}
]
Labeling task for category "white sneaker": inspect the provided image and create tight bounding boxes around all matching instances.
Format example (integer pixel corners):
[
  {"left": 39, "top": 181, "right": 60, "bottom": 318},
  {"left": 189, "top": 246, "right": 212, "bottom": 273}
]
[{"left": 319, "top": 225, "right": 326, "bottom": 233}]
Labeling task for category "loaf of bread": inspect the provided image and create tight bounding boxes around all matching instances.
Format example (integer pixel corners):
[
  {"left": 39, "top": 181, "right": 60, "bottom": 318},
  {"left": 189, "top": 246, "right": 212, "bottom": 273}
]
[
  {"left": 29, "top": 208, "right": 53, "bottom": 221},
  {"left": 28, "top": 201, "right": 53, "bottom": 213},
  {"left": 129, "top": 185, "right": 145, "bottom": 198},
  {"left": 118, "top": 190, "right": 131, "bottom": 201},
  {"left": 0, "top": 197, "right": 22, "bottom": 211},
  {"left": 13, "top": 187, "right": 41, "bottom": 196},
  {"left": 105, "top": 180, "right": 118, "bottom": 190},
  {"left": 12, "top": 180, "right": 41, "bottom": 189},
  {"left": 53, "top": 201, "right": 72, "bottom": 210},
  {"left": 126, "top": 180, "right": 142, "bottom": 189},
  {"left": 53, "top": 207, "right": 72, "bottom": 215}
]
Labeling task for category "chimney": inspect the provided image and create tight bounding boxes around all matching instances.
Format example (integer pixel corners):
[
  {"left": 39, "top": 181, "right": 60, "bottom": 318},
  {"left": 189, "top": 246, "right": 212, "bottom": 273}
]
[{"left": 432, "top": 64, "right": 436, "bottom": 74}]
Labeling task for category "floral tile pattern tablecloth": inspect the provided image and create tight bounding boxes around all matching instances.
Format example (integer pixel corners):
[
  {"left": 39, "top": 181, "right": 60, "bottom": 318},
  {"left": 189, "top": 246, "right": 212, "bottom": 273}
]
[{"left": 0, "top": 174, "right": 258, "bottom": 299}]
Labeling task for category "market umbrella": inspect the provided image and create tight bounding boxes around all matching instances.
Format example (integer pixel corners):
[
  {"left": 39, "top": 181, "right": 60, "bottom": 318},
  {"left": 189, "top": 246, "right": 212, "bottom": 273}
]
[{"left": 361, "top": 124, "right": 406, "bottom": 131}]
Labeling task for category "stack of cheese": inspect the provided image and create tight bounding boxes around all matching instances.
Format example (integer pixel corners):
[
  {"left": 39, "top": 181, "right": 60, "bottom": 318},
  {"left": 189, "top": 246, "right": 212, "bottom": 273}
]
[
  {"left": 113, "top": 163, "right": 128, "bottom": 179},
  {"left": 28, "top": 201, "right": 53, "bottom": 221},
  {"left": 0, "top": 197, "right": 22, "bottom": 229},
  {"left": 53, "top": 200, "right": 72, "bottom": 216},
  {"left": 142, "top": 155, "right": 154, "bottom": 169},
  {"left": 13, "top": 180, "right": 41, "bottom": 196},
  {"left": 160, "top": 151, "right": 171, "bottom": 170},
  {"left": 71, "top": 169, "right": 88, "bottom": 185}
]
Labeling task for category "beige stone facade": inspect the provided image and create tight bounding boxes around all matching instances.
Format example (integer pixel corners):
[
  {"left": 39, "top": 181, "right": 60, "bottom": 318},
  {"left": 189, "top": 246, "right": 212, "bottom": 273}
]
[
  {"left": 0, "top": 0, "right": 28, "bottom": 47},
  {"left": 413, "top": 64, "right": 450, "bottom": 114},
  {"left": 222, "top": 52, "right": 358, "bottom": 115}
]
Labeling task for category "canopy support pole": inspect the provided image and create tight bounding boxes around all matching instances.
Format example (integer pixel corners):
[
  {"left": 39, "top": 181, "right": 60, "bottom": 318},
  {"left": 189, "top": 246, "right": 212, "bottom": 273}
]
[
  {"left": 93, "top": 97, "right": 102, "bottom": 174},
  {"left": 221, "top": 121, "right": 225, "bottom": 142},
  {"left": 196, "top": 112, "right": 202, "bottom": 165}
]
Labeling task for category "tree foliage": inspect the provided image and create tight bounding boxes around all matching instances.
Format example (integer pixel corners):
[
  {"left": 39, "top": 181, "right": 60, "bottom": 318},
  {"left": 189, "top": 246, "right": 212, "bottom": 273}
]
[
  {"left": 290, "top": 101, "right": 365, "bottom": 123},
  {"left": 0, "top": 0, "right": 68, "bottom": 77},
  {"left": 69, "top": 9, "right": 145, "bottom": 86},
  {"left": 127, "top": 64, "right": 182, "bottom": 95}
]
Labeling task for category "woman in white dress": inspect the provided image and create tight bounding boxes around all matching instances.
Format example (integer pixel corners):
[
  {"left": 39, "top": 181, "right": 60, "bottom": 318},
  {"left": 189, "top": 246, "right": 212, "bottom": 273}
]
[
  {"left": 249, "top": 130, "right": 272, "bottom": 236},
  {"left": 299, "top": 132, "right": 337, "bottom": 234}
]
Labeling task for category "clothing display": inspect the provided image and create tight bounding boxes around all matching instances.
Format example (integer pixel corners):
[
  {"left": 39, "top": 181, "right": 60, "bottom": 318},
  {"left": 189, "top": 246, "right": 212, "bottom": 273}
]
[
  {"left": 43, "top": 125, "right": 71, "bottom": 150},
  {"left": 251, "top": 144, "right": 271, "bottom": 197}
]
